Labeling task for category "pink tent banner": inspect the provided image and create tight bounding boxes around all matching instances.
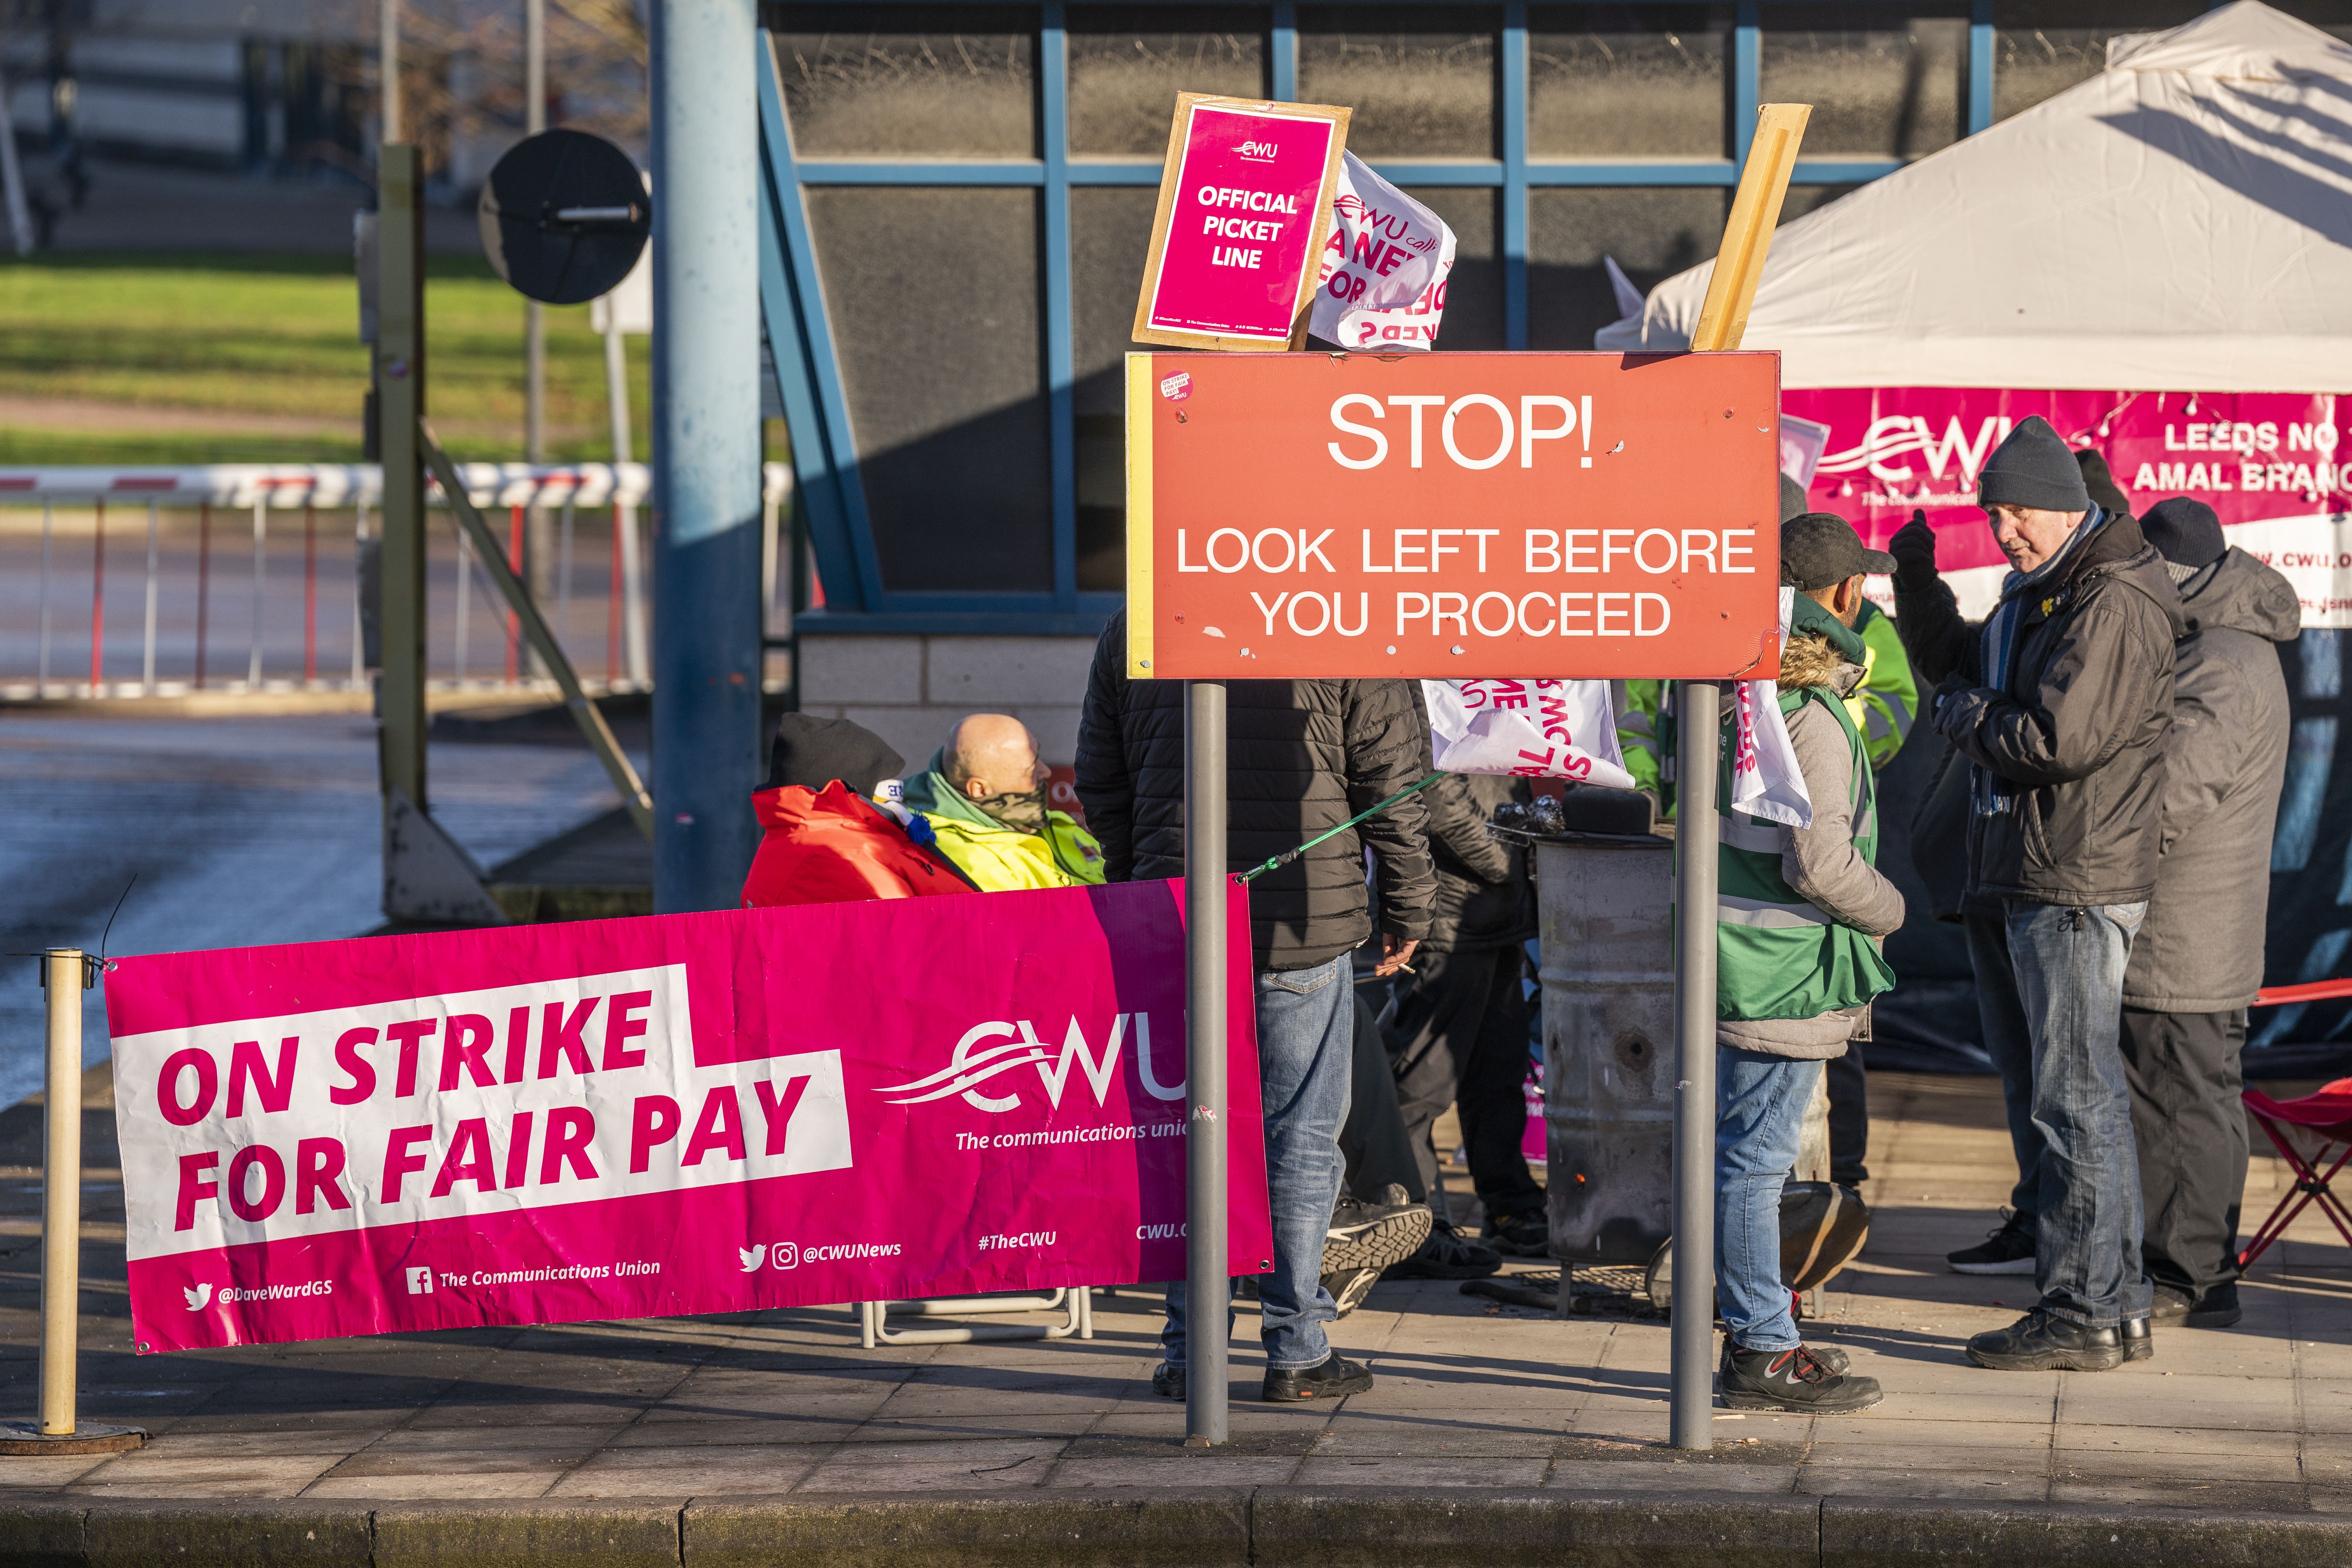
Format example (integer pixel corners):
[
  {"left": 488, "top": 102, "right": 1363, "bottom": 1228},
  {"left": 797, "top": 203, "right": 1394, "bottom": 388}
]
[
  {"left": 105, "top": 879, "right": 1270, "bottom": 1355},
  {"left": 1786, "top": 388, "right": 2352, "bottom": 623}
]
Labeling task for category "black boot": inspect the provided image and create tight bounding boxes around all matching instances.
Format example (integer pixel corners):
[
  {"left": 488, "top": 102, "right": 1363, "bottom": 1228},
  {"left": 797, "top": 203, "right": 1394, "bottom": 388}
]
[
  {"left": 2121, "top": 1314, "right": 2153, "bottom": 1363},
  {"left": 1720, "top": 1334, "right": 1851, "bottom": 1377},
  {"left": 1151, "top": 1363, "right": 1184, "bottom": 1399},
  {"left": 1262, "top": 1353, "right": 1374, "bottom": 1402},
  {"left": 2153, "top": 1280, "right": 2242, "bottom": 1328},
  {"left": 1718, "top": 1340, "right": 1882, "bottom": 1412},
  {"left": 1966, "top": 1310, "right": 2126, "bottom": 1371}
]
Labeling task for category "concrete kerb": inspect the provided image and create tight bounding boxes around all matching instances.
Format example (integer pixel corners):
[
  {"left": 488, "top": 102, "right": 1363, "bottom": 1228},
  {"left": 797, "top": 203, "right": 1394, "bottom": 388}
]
[
  {"left": 687, "top": 1488, "right": 1255, "bottom": 1568},
  {"left": 7, "top": 1488, "right": 2352, "bottom": 1568},
  {"left": 83, "top": 1500, "right": 373, "bottom": 1566},
  {"left": 1251, "top": 1488, "right": 1819, "bottom": 1568},
  {"left": 1816, "top": 1497, "right": 2352, "bottom": 1567}
]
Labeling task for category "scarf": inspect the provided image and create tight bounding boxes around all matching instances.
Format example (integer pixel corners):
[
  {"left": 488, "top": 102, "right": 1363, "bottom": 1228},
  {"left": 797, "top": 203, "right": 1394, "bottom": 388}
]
[{"left": 1973, "top": 505, "right": 2104, "bottom": 816}]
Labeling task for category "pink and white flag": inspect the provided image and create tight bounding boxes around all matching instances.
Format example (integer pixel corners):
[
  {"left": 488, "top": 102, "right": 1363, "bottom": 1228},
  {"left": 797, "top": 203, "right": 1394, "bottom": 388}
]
[
  {"left": 106, "top": 879, "right": 1270, "bottom": 1353},
  {"left": 1422, "top": 678, "right": 1635, "bottom": 786},
  {"left": 1310, "top": 152, "right": 1455, "bottom": 351},
  {"left": 1729, "top": 589, "right": 1814, "bottom": 829}
]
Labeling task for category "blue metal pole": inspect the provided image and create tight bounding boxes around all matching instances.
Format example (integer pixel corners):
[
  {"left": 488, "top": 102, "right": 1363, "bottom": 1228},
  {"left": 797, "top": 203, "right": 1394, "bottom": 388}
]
[
  {"left": 1501, "top": 1, "right": 1528, "bottom": 350},
  {"left": 651, "top": 0, "right": 764, "bottom": 913},
  {"left": 1967, "top": 0, "right": 1995, "bottom": 136}
]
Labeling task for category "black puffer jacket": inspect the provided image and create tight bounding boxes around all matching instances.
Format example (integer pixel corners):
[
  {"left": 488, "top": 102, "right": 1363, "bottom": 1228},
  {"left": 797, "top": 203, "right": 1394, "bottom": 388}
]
[
  {"left": 1075, "top": 611, "right": 1435, "bottom": 971},
  {"left": 1410, "top": 687, "right": 1534, "bottom": 954},
  {"left": 1903, "top": 510, "right": 2185, "bottom": 908}
]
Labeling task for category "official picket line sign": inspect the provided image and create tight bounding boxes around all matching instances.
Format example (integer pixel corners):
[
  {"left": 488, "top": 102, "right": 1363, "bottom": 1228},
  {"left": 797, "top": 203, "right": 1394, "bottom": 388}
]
[
  {"left": 1132, "top": 94, "right": 1349, "bottom": 352},
  {"left": 1126, "top": 351, "right": 1785, "bottom": 680},
  {"left": 105, "top": 880, "right": 1272, "bottom": 1353}
]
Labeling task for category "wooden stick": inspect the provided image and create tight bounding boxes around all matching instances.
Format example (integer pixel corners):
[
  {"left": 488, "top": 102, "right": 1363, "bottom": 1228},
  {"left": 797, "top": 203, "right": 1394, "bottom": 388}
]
[{"left": 1689, "top": 104, "right": 1811, "bottom": 354}]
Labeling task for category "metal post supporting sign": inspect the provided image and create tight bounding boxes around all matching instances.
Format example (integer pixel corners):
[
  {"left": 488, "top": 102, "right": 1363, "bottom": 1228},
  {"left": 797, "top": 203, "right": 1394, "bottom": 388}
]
[
  {"left": 1668, "top": 101, "right": 1811, "bottom": 1453},
  {"left": 1668, "top": 687, "right": 1722, "bottom": 1450},
  {"left": 1183, "top": 679, "right": 1229, "bottom": 1447}
]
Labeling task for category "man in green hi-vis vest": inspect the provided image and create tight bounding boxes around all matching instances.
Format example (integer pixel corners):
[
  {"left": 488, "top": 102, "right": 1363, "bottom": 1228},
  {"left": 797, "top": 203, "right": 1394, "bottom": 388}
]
[{"left": 1714, "top": 513, "right": 1909, "bottom": 1415}]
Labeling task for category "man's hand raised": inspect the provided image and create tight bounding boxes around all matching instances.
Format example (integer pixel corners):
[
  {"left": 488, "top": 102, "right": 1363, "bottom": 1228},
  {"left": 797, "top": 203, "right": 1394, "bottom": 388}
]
[{"left": 1890, "top": 508, "right": 1939, "bottom": 590}]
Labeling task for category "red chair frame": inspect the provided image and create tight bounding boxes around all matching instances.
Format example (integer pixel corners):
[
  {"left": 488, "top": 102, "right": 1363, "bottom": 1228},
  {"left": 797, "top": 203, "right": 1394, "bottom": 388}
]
[{"left": 2237, "top": 1078, "right": 2352, "bottom": 1271}]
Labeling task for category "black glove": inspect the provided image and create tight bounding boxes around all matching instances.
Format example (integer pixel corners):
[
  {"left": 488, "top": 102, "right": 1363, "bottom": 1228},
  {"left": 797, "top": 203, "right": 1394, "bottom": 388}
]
[{"left": 1889, "top": 508, "right": 1939, "bottom": 590}]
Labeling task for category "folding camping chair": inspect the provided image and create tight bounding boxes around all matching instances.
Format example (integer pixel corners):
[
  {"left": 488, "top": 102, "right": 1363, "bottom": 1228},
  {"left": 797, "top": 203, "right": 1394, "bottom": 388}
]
[{"left": 2237, "top": 1077, "right": 2352, "bottom": 1271}]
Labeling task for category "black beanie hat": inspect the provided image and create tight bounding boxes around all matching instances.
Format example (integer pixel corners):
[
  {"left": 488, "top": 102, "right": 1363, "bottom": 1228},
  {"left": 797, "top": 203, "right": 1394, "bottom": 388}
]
[
  {"left": 1979, "top": 417, "right": 2092, "bottom": 513},
  {"left": 2139, "top": 497, "right": 2227, "bottom": 570},
  {"left": 2074, "top": 449, "right": 2132, "bottom": 519},
  {"left": 763, "top": 713, "right": 906, "bottom": 796},
  {"left": 1778, "top": 473, "right": 1807, "bottom": 524}
]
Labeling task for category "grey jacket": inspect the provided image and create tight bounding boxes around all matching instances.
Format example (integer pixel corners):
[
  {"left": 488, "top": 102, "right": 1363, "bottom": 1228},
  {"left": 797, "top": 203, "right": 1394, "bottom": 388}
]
[
  {"left": 1908, "top": 510, "right": 2186, "bottom": 907},
  {"left": 1719, "top": 669, "right": 1909, "bottom": 1059},
  {"left": 2122, "top": 549, "right": 2298, "bottom": 1012}
]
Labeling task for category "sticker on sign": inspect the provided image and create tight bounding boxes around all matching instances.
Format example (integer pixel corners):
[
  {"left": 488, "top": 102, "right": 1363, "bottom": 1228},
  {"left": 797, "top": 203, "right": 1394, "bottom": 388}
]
[{"left": 1124, "top": 352, "right": 1783, "bottom": 680}]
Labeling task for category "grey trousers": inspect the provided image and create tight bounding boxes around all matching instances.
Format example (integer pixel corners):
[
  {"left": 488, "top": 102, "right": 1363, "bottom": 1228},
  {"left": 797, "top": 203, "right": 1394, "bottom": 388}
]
[{"left": 2119, "top": 1007, "right": 2249, "bottom": 1298}]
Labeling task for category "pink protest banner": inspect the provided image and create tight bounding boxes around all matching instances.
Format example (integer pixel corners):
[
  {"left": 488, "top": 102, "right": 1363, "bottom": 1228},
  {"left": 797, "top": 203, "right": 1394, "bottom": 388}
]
[
  {"left": 105, "top": 878, "right": 1269, "bottom": 1354},
  {"left": 1131, "top": 93, "right": 1348, "bottom": 352},
  {"left": 1787, "top": 388, "right": 2352, "bottom": 623}
]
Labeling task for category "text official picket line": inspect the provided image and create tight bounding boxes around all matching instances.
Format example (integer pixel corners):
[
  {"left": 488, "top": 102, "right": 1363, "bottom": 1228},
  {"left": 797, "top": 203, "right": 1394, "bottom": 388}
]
[
  {"left": 106, "top": 879, "right": 1272, "bottom": 1353},
  {"left": 1128, "top": 352, "right": 1785, "bottom": 681}
]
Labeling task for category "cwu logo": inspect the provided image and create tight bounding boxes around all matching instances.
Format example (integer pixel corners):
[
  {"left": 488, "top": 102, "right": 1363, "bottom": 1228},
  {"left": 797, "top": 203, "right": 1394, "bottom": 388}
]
[{"left": 876, "top": 1013, "right": 1184, "bottom": 1114}]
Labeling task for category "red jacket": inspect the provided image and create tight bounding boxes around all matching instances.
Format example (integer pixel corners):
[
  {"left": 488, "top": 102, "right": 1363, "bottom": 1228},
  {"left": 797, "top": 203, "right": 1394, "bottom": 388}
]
[{"left": 740, "top": 781, "right": 976, "bottom": 908}]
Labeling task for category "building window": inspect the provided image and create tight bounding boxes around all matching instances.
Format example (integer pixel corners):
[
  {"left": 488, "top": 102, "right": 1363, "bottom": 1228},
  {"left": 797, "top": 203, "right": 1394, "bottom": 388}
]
[
  {"left": 1297, "top": 10, "right": 1501, "bottom": 159},
  {"left": 1530, "top": 5, "right": 1735, "bottom": 159},
  {"left": 771, "top": 5, "right": 1037, "bottom": 157},
  {"left": 1761, "top": 4, "right": 1968, "bottom": 159},
  {"left": 805, "top": 187, "right": 1052, "bottom": 595},
  {"left": 1067, "top": 8, "right": 1267, "bottom": 155}
]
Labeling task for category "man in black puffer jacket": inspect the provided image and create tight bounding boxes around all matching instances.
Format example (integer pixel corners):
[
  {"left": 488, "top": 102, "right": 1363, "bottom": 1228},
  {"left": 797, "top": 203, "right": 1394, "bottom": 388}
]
[
  {"left": 1383, "top": 688, "right": 1547, "bottom": 1271},
  {"left": 1076, "top": 610, "right": 1434, "bottom": 1403},
  {"left": 1892, "top": 417, "right": 2183, "bottom": 1375}
]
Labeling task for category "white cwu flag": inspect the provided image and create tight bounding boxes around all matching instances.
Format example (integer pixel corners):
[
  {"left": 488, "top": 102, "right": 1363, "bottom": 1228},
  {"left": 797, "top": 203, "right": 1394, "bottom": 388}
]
[
  {"left": 1310, "top": 152, "right": 1456, "bottom": 351},
  {"left": 1727, "top": 588, "right": 1815, "bottom": 829},
  {"left": 1422, "top": 680, "right": 1635, "bottom": 788}
]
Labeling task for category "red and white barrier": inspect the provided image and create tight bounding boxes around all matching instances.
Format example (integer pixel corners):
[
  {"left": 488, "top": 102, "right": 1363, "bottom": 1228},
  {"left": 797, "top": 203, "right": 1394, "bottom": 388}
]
[{"left": 0, "top": 463, "right": 793, "bottom": 510}]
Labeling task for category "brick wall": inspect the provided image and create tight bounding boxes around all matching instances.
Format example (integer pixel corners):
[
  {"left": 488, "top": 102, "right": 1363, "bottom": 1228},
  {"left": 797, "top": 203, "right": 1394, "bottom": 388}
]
[{"left": 794, "top": 633, "right": 1099, "bottom": 769}]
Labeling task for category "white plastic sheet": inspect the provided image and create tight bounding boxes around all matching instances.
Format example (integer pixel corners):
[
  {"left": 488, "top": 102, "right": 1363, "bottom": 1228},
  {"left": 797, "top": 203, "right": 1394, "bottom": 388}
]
[
  {"left": 1421, "top": 679, "right": 1635, "bottom": 787},
  {"left": 1310, "top": 153, "right": 1456, "bottom": 352},
  {"left": 1728, "top": 589, "right": 1814, "bottom": 830}
]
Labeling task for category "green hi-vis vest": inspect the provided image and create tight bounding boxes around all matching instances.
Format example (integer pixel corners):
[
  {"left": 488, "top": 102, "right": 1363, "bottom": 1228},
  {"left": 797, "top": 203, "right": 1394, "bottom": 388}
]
[{"left": 1716, "top": 684, "right": 1897, "bottom": 1024}]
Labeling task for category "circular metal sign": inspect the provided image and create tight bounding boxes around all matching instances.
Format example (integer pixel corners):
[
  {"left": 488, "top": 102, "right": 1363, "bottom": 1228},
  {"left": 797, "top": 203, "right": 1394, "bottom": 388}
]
[{"left": 477, "top": 129, "right": 651, "bottom": 305}]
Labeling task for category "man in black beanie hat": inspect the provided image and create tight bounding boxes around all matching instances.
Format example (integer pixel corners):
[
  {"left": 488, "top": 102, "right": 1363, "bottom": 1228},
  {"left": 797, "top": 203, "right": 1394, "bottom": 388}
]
[
  {"left": 1888, "top": 414, "right": 2184, "bottom": 1372},
  {"left": 2118, "top": 497, "right": 2297, "bottom": 1331},
  {"left": 2075, "top": 449, "right": 2133, "bottom": 522}
]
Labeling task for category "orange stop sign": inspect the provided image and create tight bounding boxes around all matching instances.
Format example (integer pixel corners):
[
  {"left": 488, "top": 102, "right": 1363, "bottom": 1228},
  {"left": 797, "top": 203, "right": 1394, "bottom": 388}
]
[{"left": 1126, "top": 351, "right": 1783, "bottom": 681}]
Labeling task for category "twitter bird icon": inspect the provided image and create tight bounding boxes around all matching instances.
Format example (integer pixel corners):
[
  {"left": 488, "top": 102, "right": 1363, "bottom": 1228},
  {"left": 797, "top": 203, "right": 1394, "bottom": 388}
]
[
  {"left": 183, "top": 1283, "right": 212, "bottom": 1311},
  {"left": 737, "top": 1245, "right": 766, "bottom": 1273}
]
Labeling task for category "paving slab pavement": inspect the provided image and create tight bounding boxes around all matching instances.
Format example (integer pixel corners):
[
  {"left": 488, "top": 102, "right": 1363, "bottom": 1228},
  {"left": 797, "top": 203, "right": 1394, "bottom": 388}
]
[{"left": 3, "top": 1071, "right": 2350, "bottom": 1562}]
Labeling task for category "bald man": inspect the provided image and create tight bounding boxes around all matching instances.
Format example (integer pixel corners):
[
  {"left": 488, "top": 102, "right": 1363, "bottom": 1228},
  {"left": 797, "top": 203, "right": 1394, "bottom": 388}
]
[{"left": 900, "top": 714, "right": 1106, "bottom": 893}]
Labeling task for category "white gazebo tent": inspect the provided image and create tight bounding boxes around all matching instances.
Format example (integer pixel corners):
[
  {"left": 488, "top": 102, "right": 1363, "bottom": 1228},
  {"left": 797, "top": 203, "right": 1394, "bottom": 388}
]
[{"left": 1597, "top": 1, "right": 2352, "bottom": 393}]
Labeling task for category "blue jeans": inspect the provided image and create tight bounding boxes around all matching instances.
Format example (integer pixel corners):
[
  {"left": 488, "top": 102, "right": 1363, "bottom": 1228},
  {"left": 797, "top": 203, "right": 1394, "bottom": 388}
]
[
  {"left": 1715, "top": 1047, "right": 1824, "bottom": 1354},
  {"left": 2006, "top": 900, "right": 2153, "bottom": 1327},
  {"left": 1965, "top": 911, "right": 2043, "bottom": 1225},
  {"left": 1164, "top": 950, "right": 1354, "bottom": 1372}
]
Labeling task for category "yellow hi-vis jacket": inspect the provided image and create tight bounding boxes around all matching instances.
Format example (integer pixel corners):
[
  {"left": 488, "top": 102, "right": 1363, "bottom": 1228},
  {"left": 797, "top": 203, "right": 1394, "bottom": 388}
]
[{"left": 1617, "top": 599, "right": 1919, "bottom": 811}]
